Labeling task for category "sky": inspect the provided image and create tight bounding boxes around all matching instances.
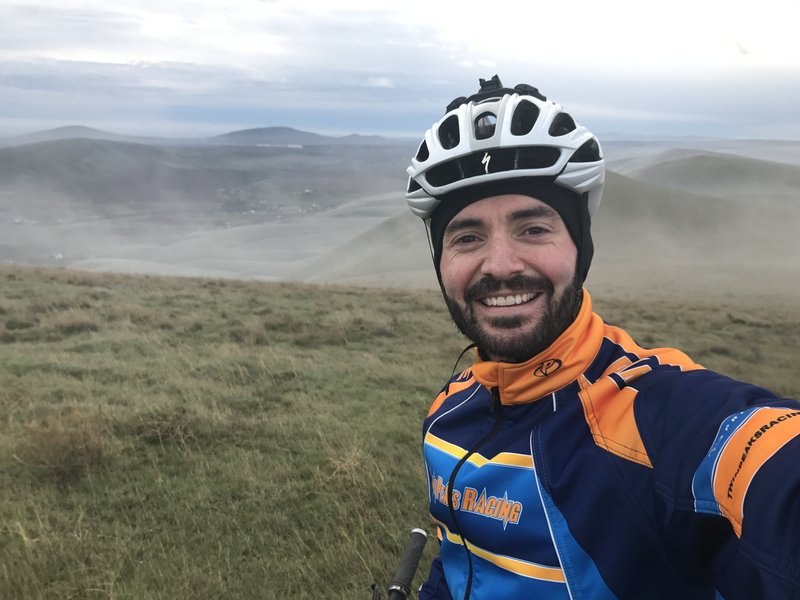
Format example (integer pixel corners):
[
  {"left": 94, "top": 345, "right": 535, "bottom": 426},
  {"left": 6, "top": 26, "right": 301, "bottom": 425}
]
[{"left": 1, "top": 0, "right": 799, "bottom": 140}]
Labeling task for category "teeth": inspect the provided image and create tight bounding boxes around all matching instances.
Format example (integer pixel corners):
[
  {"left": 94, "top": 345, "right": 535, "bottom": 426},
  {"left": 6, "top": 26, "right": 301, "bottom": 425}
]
[{"left": 482, "top": 293, "right": 535, "bottom": 307}]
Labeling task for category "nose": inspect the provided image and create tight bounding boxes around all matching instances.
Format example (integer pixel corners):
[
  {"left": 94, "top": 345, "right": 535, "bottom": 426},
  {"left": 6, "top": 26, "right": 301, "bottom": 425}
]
[{"left": 480, "top": 235, "right": 526, "bottom": 280}]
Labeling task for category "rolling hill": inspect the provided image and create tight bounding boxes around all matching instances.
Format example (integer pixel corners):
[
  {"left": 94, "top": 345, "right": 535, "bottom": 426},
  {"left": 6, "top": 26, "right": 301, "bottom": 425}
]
[
  {"left": 613, "top": 148, "right": 800, "bottom": 198},
  {"left": 294, "top": 168, "right": 800, "bottom": 300},
  {"left": 0, "top": 137, "right": 797, "bottom": 301},
  {"left": 0, "top": 137, "right": 413, "bottom": 224}
]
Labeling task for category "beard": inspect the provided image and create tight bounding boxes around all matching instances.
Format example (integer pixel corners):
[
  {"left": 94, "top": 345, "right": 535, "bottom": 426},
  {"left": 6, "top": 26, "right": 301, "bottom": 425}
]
[{"left": 444, "top": 274, "right": 582, "bottom": 363}]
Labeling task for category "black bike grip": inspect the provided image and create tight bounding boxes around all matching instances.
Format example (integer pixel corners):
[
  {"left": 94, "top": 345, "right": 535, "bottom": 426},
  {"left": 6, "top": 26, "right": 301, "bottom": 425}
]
[{"left": 387, "top": 528, "right": 428, "bottom": 600}]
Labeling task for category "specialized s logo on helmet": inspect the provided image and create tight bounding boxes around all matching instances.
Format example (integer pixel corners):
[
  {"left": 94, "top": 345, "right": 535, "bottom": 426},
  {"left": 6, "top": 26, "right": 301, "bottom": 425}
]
[
  {"left": 481, "top": 152, "right": 491, "bottom": 174},
  {"left": 533, "top": 359, "right": 563, "bottom": 378}
]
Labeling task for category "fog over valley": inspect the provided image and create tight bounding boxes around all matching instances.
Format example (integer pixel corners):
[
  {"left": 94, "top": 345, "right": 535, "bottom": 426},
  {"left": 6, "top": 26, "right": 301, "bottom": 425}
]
[{"left": 1, "top": 126, "right": 799, "bottom": 302}]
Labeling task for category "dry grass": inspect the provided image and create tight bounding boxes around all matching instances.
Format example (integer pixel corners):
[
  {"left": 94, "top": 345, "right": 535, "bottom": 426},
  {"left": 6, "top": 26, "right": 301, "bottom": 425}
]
[
  {"left": 0, "top": 265, "right": 455, "bottom": 599},
  {"left": 14, "top": 411, "right": 107, "bottom": 484},
  {"left": 0, "top": 264, "right": 797, "bottom": 599}
]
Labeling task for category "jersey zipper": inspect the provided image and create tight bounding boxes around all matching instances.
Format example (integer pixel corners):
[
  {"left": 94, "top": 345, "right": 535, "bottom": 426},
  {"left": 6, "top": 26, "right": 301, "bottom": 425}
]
[{"left": 445, "top": 386, "right": 504, "bottom": 600}]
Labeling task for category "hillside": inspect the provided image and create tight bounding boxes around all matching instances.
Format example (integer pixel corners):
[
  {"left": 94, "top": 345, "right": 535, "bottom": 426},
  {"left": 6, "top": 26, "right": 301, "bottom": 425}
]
[
  {"left": 0, "top": 139, "right": 252, "bottom": 220},
  {"left": 297, "top": 169, "right": 800, "bottom": 299},
  {"left": 592, "top": 170, "right": 789, "bottom": 256},
  {"left": 0, "top": 138, "right": 797, "bottom": 301},
  {"left": 0, "top": 137, "right": 413, "bottom": 224},
  {"left": 614, "top": 149, "right": 800, "bottom": 198},
  {"left": 1, "top": 265, "right": 798, "bottom": 598},
  {"left": 602, "top": 139, "right": 800, "bottom": 168},
  {"left": 297, "top": 209, "right": 435, "bottom": 287},
  {"left": 0, "top": 266, "right": 459, "bottom": 599}
]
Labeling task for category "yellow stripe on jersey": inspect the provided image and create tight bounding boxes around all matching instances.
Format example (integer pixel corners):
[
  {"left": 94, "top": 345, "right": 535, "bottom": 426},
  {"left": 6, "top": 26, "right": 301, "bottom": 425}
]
[
  {"left": 434, "top": 520, "right": 566, "bottom": 583},
  {"left": 425, "top": 433, "right": 533, "bottom": 469}
]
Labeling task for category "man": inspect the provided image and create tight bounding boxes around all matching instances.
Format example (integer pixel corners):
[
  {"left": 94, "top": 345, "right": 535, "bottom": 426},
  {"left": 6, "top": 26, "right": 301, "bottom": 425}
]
[{"left": 405, "top": 76, "right": 800, "bottom": 599}]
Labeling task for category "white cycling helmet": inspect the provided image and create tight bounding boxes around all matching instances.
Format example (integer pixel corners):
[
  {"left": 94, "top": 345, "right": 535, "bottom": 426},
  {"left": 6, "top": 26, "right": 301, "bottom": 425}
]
[{"left": 406, "top": 76, "right": 604, "bottom": 219}]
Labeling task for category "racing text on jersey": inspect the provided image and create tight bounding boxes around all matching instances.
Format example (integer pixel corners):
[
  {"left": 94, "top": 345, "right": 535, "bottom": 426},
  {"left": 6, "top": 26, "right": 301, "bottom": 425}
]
[{"left": 431, "top": 474, "right": 523, "bottom": 529}]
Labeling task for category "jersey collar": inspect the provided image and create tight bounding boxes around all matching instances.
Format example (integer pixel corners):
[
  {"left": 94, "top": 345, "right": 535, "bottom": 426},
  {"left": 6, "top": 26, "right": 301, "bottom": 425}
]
[{"left": 470, "top": 289, "right": 604, "bottom": 404}]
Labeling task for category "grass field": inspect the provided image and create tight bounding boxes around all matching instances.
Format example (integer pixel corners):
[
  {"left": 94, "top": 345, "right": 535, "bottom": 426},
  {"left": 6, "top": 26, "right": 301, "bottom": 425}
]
[{"left": 1, "top": 265, "right": 798, "bottom": 599}]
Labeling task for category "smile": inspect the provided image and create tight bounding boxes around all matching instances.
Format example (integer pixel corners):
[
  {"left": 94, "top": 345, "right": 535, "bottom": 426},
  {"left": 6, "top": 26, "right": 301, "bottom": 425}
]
[{"left": 481, "top": 292, "right": 537, "bottom": 307}]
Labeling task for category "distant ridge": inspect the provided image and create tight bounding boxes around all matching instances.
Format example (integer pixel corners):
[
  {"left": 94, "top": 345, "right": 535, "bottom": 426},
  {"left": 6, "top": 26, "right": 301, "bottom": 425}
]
[
  {"left": 209, "top": 126, "right": 390, "bottom": 146},
  {"left": 1, "top": 125, "right": 192, "bottom": 148},
  {"left": 1, "top": 125, "right": 398, "bottom": 149}
]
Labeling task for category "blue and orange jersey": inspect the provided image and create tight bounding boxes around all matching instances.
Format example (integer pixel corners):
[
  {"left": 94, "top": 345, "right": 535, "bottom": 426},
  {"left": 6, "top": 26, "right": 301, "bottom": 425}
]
[{"left": 421, "top": 290, "right": 800, "bottom": 599}]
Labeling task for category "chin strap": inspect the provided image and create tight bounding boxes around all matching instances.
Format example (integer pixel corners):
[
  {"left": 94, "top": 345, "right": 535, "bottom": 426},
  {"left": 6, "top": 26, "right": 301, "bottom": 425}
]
[{"left": 444, "top": 343, "right": 478, "bottom": 395}]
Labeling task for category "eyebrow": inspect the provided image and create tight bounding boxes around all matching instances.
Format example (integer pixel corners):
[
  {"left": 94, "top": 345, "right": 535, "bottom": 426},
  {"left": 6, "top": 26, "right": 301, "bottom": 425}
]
[
  {"left": 444, "top": 217, "right": 483, "bottom": 235},
  {"left": 509, "top": 206, "right": 558, "bottom": 220},
  {"left": 444, "top": 205, "right": 559, "bottom": 236}
]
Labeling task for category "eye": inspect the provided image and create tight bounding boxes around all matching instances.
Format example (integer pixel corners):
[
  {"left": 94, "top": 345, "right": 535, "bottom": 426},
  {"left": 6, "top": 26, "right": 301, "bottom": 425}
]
[
  {"left": 445, "top": 231, "right": 483, "bottom": 249},
  {"left": 523, "top": 225, "right": 548, "bottom": 236},
  {"left": 453, "top": 233, "right": 480, "bottom": 246}
]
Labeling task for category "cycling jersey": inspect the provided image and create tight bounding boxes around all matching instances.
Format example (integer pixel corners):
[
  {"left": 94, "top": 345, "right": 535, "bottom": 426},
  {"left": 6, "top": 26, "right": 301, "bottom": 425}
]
[{"left": 419, "top": 291, "right": 800, "bottom": 599}]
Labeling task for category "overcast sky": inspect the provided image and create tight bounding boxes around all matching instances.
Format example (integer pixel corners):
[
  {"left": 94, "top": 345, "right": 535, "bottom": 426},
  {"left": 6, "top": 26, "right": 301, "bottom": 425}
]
[{"left": 1, "top": 0, "right": 799, "bottom": 140}]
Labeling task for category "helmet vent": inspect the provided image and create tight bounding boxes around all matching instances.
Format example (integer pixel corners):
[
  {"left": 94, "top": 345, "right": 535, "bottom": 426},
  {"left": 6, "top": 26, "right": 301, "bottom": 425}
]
[
  {"left": 517, "top": 146, "right": 562, "bottom": 169},
  {"left": 549, "top": 113, "right": 576, "bottom": 137},
  {"left": 407, "top": 178, "right": 422, "bottom": 193},
  {"left": 438, "top": 114, "right": 460, "bottom": 150},
  {"left": 474, "top": 112, "right": 497, "bottom": 140},
  {"left": 510, "top": 100, "right": 539, "bottom": 136},
  {"left": 415, "top": 140, "right": 429, "bottom": 162},
  {"left": 425, "top": 146, "right": 560, "bottom": 188},
  {"left": 569, "top": 138, "right": 602, "bottom": 163}
]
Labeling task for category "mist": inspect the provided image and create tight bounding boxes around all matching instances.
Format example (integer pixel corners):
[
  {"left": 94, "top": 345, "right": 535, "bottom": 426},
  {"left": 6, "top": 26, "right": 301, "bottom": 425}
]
[{"left": 1, "top": 128, "right": 798, "bottom": 303}]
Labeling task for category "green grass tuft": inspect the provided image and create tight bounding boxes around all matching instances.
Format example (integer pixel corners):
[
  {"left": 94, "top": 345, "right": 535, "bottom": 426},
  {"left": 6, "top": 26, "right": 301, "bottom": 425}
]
[{"left": 14, "top": 410, "right": 108, "bottom": 484}]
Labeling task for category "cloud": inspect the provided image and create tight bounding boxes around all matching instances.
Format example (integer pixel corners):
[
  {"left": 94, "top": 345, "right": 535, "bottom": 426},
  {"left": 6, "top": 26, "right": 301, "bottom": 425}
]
[
  {"left": 0, "top": 1, "right": 798, "bottom": 139},
  {"left": 365, "top": 77, "right": 394, "bottom": 89},
  {"left": 0, "top": 4, "right": 141, "bottom": 59}
]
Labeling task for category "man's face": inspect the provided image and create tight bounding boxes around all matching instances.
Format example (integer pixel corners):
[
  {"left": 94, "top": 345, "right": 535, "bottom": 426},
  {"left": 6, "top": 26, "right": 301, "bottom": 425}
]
[{"left": 439, "top": 194, "right": 580, "bottom": 363}]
